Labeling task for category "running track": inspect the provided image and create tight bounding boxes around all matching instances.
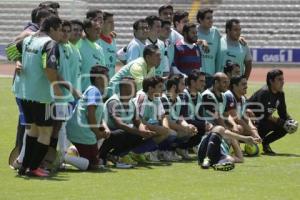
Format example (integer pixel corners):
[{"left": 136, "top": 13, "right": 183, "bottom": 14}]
[{"left": 0, "top": 63, "right": 299, "bottom": 83}]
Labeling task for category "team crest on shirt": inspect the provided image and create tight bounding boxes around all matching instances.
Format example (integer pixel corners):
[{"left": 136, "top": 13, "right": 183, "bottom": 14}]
[
  {"left": 50, "top": 55, "right": 57, "bottom": 63},
  {"left": 276, "top": 100, "right": 280, "bottom": 108}
]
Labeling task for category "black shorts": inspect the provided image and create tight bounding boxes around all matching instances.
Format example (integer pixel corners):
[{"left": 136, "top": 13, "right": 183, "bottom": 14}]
[{"left": 20, "top": 99, "right": 53, "bottom": 126}]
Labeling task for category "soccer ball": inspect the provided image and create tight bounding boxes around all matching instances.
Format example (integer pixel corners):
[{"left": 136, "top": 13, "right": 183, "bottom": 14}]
[
  {"left": 66, "top": 145, "right": 79, "bottom": 157},
  {"left": 283, "top": 119, "right": 298, "bottom": 134},
  {"left": 244, "top": 144, "right": 260, "bottom": 157}
]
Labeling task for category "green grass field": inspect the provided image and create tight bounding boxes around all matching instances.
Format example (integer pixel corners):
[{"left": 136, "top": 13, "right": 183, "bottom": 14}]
[{"left": 1, "top": 77, "right": 300, "bottom": 200}]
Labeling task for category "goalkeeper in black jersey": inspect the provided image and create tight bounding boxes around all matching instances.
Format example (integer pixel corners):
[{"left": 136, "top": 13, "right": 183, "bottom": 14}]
[{"left": 248, "top": 69, "right": 298, "bottom": 155}]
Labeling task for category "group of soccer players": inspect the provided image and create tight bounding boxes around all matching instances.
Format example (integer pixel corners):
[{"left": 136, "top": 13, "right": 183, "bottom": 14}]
[{"left": 6, "top": 1, "right": 298, "bottom": 177}]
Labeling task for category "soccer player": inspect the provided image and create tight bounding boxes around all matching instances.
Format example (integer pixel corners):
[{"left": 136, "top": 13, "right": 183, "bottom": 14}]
[
  {"left": 69, "top": 19, "right": 83, "bottom": 45},
  {"left": 107, "top": 44, "right": 161, "bottom": 97},
  {"left": 200, "top": 73, "right": 259, "bottom": 169},
  {"left": 7, "top": 8, "right": 52, "bottom": 166},
  {"left": 14, "top": 15, "right": 63, "bottom": 177},
  {"left": 196, "top": 8, "right": 221, "bottom": 87},
  {"left": 15, "top": 8, "right": 52, "bottom": 42},
  {"left": 77, "top": 10, "right": 106, "bottom": 91},
  {"left": 247, "top": 69, "right": 298, "bottom": 154},
  {"left": 224, "top": 76, "right": 261, "bottom": 139},
  {"left": 66, "top": 65, "right": 110, "bottom": 170},
  {"left": 68, "top": 20, "right": 82, "bottom": 93},
  {"left": 224, "top": 61, "right": 241, "bottom": 79},
  {"left": 158, "top": 4, "right": 173, "bottom": 25},
  {"left": 133, "top": 76, "right": 175, "bottom": 162},
  {"left": 51, "top": 20, "right": 82, "bottom": 163},
  {"left": 145, "top": 15, "right": 167, "bottom": 77},
  {"left": 172, "top": 23, "right": 202, "bottom": 75},
  {"left": 201, "top": 72, "right": 229, "bottom": 126},
  {"left": 160, "top": 74, "right": 198, "bottom": 159},
  {"left": 171, "top": 10, "right": 189, "bottom": 44},
  {"left": 99, "top": 77, "right": 155, "bottom": 167},
  {"left": 158, "top": 4, "right": 175, "bottom": 68},
  {"left": 123, "top": 19, "right": 150, "bottom": 63},
  {"left": 97, "top": 12, "right": 117, "bottom": 79},
  {"left": 198, "top": 125, "right": 259, "bottom": 170},
  {"left": 179, "top": 70, "right": 210, "bottom": 153},
  {"left": 217, "top": 19, "right": 252, "bottom": 79},
  {"left": 39, "top": 1, "right": 60, "bottom": 15},
  {"left": 158, "top": 20, "right": 172, "bottom": 76}
]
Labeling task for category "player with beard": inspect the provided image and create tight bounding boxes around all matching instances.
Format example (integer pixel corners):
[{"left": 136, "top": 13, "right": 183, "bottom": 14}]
[{"left": 172, "top": 23, "right": 202, "bottom": 76}]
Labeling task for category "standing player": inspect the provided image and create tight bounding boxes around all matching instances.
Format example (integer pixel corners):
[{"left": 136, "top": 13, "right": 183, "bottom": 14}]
[
  {"left": 158, "top": 20, "right": 172, "bottom": 76},
  {"left": 145, "top": 15, "right": 166, "bottom": 77},
  {"left": 97, "top": 12, "right": 117, "bottom": 79},
  {"left": 217, "top": 19, "right": 252, "bottom": 79},
  {"left": 15, "top": 8, "right": 52, "bottom": 42},
  {"left": 171, "top": 10, "right": 189, "bottom": 44},
  {"left": 172, "top": 23, "right": 202, "bottom": 75},
  {"left": 158, "top": 4, "right": 175, "bottom": 69},
  {"left": 125, "top": 19, "right": 149, "bottom": 63},
  {"left": 196, "top": 8, "right": 221, "bottom": 87},
  {"left": 39, "top": 1, "right": 60, "bottom": 15},
  {"left": 77, "top": 10, "right": 106, "bottom": 92},
  {"left": 14, "top": 16, "right": 63, "bottom": 177},
  {"left": 7, "top": 8, "right": 52, "bottom": 168},
  {"left": 247, "top": 69, "right": 298, "bottom": 154},
  {"left": 69, "top": 19, "right": 83, "bottom": 45}
]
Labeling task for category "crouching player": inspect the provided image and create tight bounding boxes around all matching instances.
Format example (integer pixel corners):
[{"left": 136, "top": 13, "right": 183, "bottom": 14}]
[
  {"left": 98, "top": 77, "right": 155, "bottom": 167},
  {"left": 66, "top": 65, "right": 110, "bottom": 170},
  {"left": 199, "top": 73, "right": 259, "bottom": 170},
  {"left": 160, "top": 74, "right": 198, "bottom": 160},
  {"left": 248, "top": 69, "right": 298, "bottom": 155},
  {"left": 132, "top": 76, "right": 175, "bottom": 162},
  {"left": 224, "top": 75, "right": 261, "bottom": 140}
]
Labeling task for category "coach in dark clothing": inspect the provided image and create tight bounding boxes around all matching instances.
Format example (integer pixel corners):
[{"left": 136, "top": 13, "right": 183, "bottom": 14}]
[{"left": 248, "top": 69, "right": 298, "bottom": 155}]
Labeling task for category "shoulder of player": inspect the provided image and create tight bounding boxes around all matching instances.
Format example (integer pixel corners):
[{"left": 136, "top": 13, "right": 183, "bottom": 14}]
[{"left": 201, "top": 92, "right": 214, "bottom": 102}]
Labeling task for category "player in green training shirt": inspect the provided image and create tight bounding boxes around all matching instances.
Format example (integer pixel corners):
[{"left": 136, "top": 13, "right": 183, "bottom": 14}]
[
  {"left": 196, "top": 8, "right": 221, "bottom": 87},
  {"left": 77, "top": 10, "right": 106, "bottom": 92},
  {"left": 217, "top": 19, "right": 252, "bottom": 79},
  {"left": 97, "top": 12, "right": 117, "bottom": 80},
  {"left": 14, "top": 16, "right": 63, "bottom": 177},
  {"left": 145, "top": 15, "right": 167, "bottom": 78},
  {"left": 107, "top": 44, "right": 161, "bottom": 97}
]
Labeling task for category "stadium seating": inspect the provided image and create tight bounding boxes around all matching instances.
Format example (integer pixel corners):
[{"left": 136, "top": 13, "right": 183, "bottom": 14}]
[
  {"left": 0, "top": 0, "right": 192, "bottom": 59},
  {"left": 0, "top": 0, "right": 86, "bottom": 44},
  {"left": 213, "top": 0, "right": 300, "bottom": 48},
  {"left": 0, "top": 0, "right": 299, "bottom": 60}
]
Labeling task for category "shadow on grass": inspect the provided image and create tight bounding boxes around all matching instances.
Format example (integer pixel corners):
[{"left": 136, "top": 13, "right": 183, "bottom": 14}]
[
  {"left": 58, "top": 167, "right": 116, "bottom": 174},
  {"left": 134, "top": 161, "right": 173, "bottom": 169},
  {"left": 14, "top": 167, "right": 118, "bottom": 181},
  {"left": 270, "top": 153, "right": 300, "bottom": 157},
  {"left": 15, "top": 174, "right": 69, "bottom": 181}
]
